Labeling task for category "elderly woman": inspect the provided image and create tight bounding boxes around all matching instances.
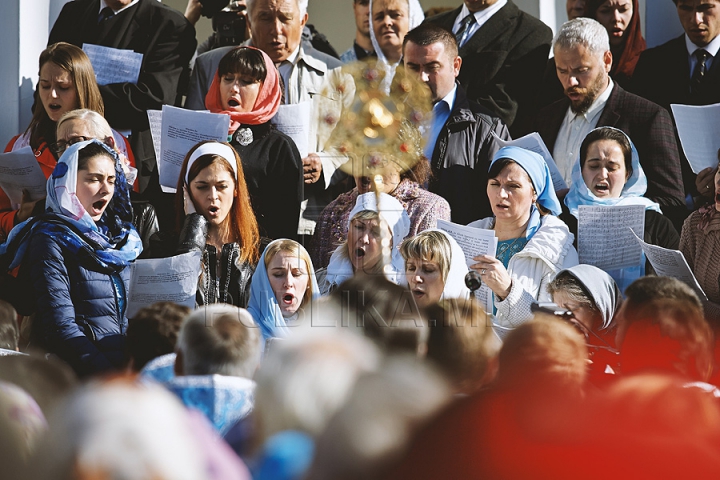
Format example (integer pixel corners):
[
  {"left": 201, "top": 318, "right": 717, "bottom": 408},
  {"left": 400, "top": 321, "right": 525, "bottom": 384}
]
[
  {"left": 205, "top": 46, "right": 303, "bottom": 240},
  {"left": 248, "top": 239, "right": 320, "bottom": 339},
  {"left": 588, "top": 0, "right": 645, "bottom": 87},
  {"left": 0, "top": 140, "right": 142, "bottom": 376},
  {"left": 547, "top": 264, "right": 621, "bottom": 384},
  {"left": 680, "top": 165, "right": 720, "bottom": 325},
  {"left": 316, "top": 192, "right": 410, "bottom": 295},
  {"left": 3, "top": 43, "right": 134, "bottom": 238},
  {"left": 562, "top": 127, "right": 678, "bottom": 290},
  {"left": 401, "top": 229, "right": 470, "bottom": 309},
  {"left": 468, "top": 146, "right": 578, "bottom": 331},
  {"left": 311, "top": 157, "right": 449, "bottom": 269}
]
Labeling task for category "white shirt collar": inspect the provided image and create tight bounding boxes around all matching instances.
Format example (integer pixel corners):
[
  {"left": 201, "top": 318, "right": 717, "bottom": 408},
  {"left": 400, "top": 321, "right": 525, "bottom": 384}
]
[
  {"left": 685, "top": 33, "right": 720, "bottom": 58},
  {"left": 283, "top": 45, "right": 301, "bottom": 66},
  {"left": 454, "top": 0, "right": 508, "bottom": 31},
  {"left": 99, "top": 0, "right": 139, "bottom": 15},
  {"left": 564, "top": 77, "right": 614, "bottom": 122}
]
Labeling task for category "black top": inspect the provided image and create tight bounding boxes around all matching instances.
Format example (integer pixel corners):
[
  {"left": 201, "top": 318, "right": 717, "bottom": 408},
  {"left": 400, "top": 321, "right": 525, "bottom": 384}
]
[{"left": 229, "top": 122, "right": 303, "bottom": 240}]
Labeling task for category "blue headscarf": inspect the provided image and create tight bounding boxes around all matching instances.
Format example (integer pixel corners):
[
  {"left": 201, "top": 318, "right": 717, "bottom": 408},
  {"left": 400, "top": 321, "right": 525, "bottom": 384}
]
[
  {"left": 0, "top": 140, "right": 142, "bottom": 271},
  {"left": 564, "top": 127, "right": 661, "bottom": 217},
  {"left": 489, "top": 146, "right": 562, "bottom": 239},
  {"left": 248, "top": 239, "right": 320, "bottom": 339}
]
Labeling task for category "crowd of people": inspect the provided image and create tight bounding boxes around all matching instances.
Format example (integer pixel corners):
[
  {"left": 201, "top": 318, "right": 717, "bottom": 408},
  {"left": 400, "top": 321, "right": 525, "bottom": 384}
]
[{"left": 2, "top": 0, "right": 720, "bottom": 477}]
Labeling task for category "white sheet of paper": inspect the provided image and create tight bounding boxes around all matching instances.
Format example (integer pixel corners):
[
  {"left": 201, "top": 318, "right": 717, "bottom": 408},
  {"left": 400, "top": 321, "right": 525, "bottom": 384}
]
[
  {"left": 492, "top": 131, "right": 568, "bottom": 191},
  {"left": 631, "top": 230, "right": 707, "bottom": 300},
  {"left": 147, "top": 109, "right": 162, "bottom": 165},
  {"left": 126, "top": 251, "right": 202, "bottom": 319},
  {"left": 159, "top": 105, "right": 230, "bottom": 193},
  {"left": 0, "top": 147, "right": 48, "bottom": 209},
  {"left": 578, "top": 205, "right": 645, "bottom": 270},
  {"left": 671, "top": 103, "right": 720, "bottom": 174},
  {"left": 437, "top": 219, "right": 498, "bottom": 313},
  {"left": 83, "top": 43, "right": 143, "bottom": 85},
  {"left": 271, "top": 101, "right": 312, "bottom": 158}
]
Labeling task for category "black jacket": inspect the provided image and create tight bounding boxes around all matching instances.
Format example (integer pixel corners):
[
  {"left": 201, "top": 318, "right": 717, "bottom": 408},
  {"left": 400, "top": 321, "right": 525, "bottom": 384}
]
[{"left": 428, "top": 85, "right": 510, "bottom": 225}]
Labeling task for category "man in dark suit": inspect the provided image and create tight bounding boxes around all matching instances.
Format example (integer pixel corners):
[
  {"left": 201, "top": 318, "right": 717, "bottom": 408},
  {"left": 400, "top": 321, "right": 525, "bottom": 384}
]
[
  {"left": 631, "top": 0, "right": 720, "bottom": 202},
  {"left": 425, "top": 0, "right": 552, "bottom": 135},
  {"left": 402, "top": 24, "right": 509, "bottom": 224},
  {"left": 533, "top": 18, "right": 686, "bottom": 226},
  {"left": 49, "top": 0, "right": 197, "bottom": 227}
]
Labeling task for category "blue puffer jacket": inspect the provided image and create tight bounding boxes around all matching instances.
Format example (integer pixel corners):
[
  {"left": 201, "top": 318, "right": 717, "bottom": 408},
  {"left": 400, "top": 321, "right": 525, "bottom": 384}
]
[{"left": 23, "top": 229, "right": 130, "bottom": 376}]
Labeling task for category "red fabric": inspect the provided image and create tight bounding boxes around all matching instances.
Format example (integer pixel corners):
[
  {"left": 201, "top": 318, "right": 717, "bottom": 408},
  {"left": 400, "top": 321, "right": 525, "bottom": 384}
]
[
  {"left": 204, "top": 46, "right": 281, "bottom": 133},
  {"left": 589, "top": 0, "right": 646, "bottom": 80}
]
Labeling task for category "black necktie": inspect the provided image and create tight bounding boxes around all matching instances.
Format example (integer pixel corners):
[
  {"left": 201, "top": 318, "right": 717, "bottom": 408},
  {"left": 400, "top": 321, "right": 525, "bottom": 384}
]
[
  {"left": 97, "top": 6, "right": 115, "bottom": 23},
  {"left": 691, "top": 49, "right": 710, "bottom": 94},
  {"left": 455, "top": 14, "right": 476, "bottom": 48}
]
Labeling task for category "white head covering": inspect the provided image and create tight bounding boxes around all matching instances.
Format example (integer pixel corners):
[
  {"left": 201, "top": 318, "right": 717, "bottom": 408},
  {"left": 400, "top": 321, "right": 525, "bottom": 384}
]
[
  {"left": 184, "top": 142, "right": 238, "bottom": 185},
  {"left": 433, "top": 229, "right": 471, "bottom": 301},
  {"left": 325, "top": 192, "right": 411, "bottom": 289},
  {"left": 368, "top": 0, "right": 425, "bottom": 90}
]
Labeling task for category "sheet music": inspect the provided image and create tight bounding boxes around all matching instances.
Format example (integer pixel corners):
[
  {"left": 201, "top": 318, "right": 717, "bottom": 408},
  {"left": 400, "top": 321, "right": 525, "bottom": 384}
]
[
  {"left": 671, "top": 103, "right": 720, "bottom": 174},
  {"left": 126, "top": 251, "right": 202, "bottom": 318},
  {"left": 83, "top": 44, "right": 143, "bottom": 85},
  {"left": 631, "top": 230, "right": 707, "bottom": 300},
  {"left": 0, "top": 147, "right": 48, "bottom": 209},
  {"left": 158, "top": 105, "right": 230, "bottom": 193},
  {"left": 437, "top": 220, "right": 498, "bottom": 313},
  {"left": 578, "top": 205, "right": 645, "bottom": 270},
  {"left": 492, "top": 131, "right": 568, "bottom": 191},
  {"left": 272, "top": 101, "right": 311, "bottom": 158}
]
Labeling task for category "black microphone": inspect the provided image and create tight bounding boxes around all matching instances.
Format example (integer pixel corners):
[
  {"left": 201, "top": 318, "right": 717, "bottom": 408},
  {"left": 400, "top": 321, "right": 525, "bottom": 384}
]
[{"left": 465, "top": 271, "right": 482, "bottom": 292}]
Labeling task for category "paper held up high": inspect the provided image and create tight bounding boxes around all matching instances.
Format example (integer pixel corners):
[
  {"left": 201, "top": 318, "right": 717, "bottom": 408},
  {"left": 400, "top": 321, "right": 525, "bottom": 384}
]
[
  {"left": 631, "top": 230, "right": 707, "bottom": 300},
  {"left": 83, "top": 44, "right": 143, "bottom": 85},
  {"left": 126, "top": 250, "right": 202, "bottom": 319},
  {"left": 578, "top": 205, "right": 645, "bottom": 271},
  {"left": 491, "top": 131, "right": 568, "bottom": 192},
  {"left": 152, "top": 105, "right": 230, "bottom": 193},
  {"left": 0, "top": 147, "right": 48, "bottom": 209},
  {"left": 671, "top": 103, "right": 720, "bottom": 174},
  {"left": 271, "top": 101, "right": 311, "bottom": 158},
  {"left": 437, "top": 219, "right": 498, "bottom": 314}
]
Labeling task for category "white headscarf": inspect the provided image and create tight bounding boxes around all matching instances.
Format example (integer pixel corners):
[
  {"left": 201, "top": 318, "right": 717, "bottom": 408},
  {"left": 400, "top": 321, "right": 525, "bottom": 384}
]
[
  {"left": 325, "top": 192, "right": 411, "bottom": 289},
  {"left": 432, "top": 229, "right": 471, "bottom": 301},
  {"left": 368, "top": 0, "right": 425, "bottom": 91}
]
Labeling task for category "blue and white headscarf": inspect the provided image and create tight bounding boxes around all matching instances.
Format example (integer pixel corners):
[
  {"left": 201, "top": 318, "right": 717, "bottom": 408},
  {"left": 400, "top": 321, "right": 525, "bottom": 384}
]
[
  {"left": 489, "top": 146, "right": 562, "bottom": 240},
  {"left": 248, "top": 239, "right": 320, "bottom": 340},
  {"left": 564, "top": 127, "right": 661, "bottom": 217},
  {"left": 0, "top": 140, "right": 142, "bottom": 270}
]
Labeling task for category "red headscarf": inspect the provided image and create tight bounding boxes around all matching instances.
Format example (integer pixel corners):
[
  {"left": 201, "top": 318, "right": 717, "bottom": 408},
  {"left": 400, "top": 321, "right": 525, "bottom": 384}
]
[
  {"left": 588, "top": 0, "right": 646, "bottom": 80},
  {"left": 205, "top": 46, "right": 281, "bottom": 133}
]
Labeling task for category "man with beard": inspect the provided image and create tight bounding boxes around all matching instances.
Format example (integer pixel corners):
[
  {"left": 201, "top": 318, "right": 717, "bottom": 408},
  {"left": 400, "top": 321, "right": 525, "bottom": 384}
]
[{"left": 533, "top": 18, "right": 685, "bottom": 224}]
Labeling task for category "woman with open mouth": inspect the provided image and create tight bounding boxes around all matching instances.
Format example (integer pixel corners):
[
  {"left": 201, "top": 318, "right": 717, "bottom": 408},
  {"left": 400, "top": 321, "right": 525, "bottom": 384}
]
[
  {"left": 3, "top": 42, "right": 136, "bottom": 239},
  {"left": 316, "top": 192, "right": 410, "bottom": 296},
  {"left": 248, "top": 239, "right": 320, "bottom": 339},
  {"left": 468, "top": 146, "right": 578, "bottom": 335},
  {"left": 562, "top": 127, "right": 679, "bottom": 291},
  {"left": 204, "top": 46, "right": 303, "bottom": 241},
  {"left": 150, "top": 141, "right": 263, "bottom": 309},
  {"left": 0, "top": 140, "right": 142, "bottom": 376},
  {"left": 401, "top": 229, "right": 470, "bottom": 309}
]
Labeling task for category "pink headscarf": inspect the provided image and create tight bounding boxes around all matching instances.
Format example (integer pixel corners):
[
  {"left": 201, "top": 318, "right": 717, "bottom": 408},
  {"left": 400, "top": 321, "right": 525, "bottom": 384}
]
[{"left": 205, "top": 46, "right": 282, "bottom": 133}]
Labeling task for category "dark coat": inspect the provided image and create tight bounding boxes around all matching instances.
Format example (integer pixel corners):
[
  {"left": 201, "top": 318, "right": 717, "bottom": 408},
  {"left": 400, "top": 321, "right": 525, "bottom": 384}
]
[
  {"left": 48, "top": 0, "right": 197, "bottom": 194},
  {"left": 630, "top": 34, "right": 720, "bottom": 110},
  {"left": 22, "top": 229, "right": 130, "bottom": 377},
  {"left": 428, "top": 85, "right": 510, "bottom": 224},
  {"left": 425, "top": 1, "right": 552, "bottom": 133},
  {"left": 229, "top": 122, "right": 302, "bottom": 241},
  {"left": 533, "top": 84, "right": 686, "bottom": 222}
]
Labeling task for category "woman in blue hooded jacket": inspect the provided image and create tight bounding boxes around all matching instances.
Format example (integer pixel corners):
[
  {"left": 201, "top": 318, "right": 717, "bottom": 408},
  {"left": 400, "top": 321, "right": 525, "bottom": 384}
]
[{"left": 1, "top": 140, "right": 142, "bottom": 376}]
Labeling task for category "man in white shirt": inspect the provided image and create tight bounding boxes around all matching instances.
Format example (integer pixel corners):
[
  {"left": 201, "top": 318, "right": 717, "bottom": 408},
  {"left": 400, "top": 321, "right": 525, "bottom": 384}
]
[{"left": 533, "top": 18, "right": 686, "bottom": 224}]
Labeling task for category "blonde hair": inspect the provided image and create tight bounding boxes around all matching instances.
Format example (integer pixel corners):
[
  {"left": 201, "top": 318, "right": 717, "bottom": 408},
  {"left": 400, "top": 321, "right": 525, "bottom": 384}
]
[
  {"left": 400, "top": 230, "right": 452, "bottom": 284},
  {"left": 340, "top": 210, "right": 385, "bottom": 275},
  {"left": 57, "top": 109, "right": 113, "bottom": 139},
  {"left": 264, "top": 239, "right": 314, "bottom": 312}
]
